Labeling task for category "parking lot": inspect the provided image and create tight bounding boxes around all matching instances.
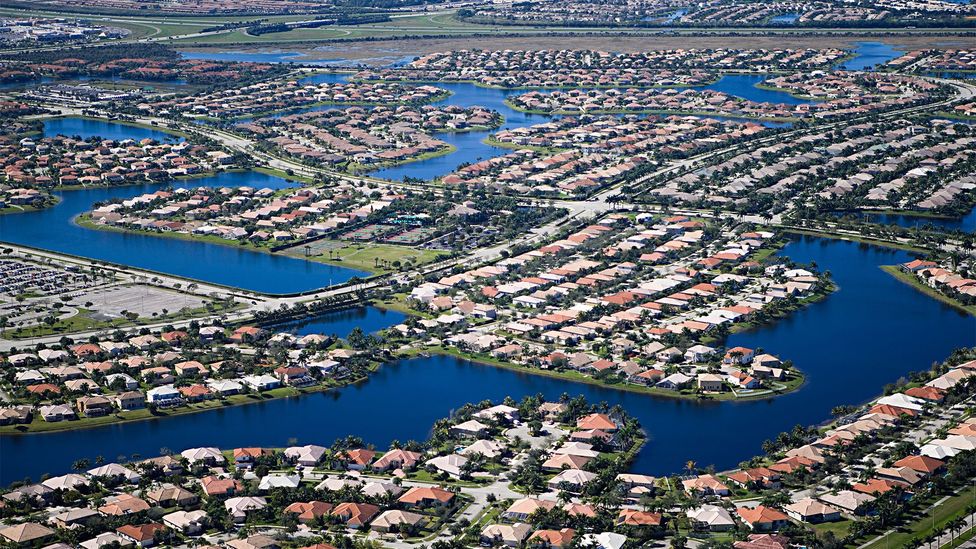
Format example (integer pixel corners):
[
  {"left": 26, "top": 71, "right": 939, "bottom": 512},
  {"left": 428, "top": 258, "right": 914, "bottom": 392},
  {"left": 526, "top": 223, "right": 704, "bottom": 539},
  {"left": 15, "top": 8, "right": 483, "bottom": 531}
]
[{"left": 66, "top": 284, "right": 208, "bottom": 319}]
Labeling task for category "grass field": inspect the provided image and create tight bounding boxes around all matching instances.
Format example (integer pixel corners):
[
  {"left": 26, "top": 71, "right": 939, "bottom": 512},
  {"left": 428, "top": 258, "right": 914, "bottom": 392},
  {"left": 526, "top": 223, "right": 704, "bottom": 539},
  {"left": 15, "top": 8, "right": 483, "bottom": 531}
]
[
  {"left": 172, "top": 12, "right": 542, "bottom": 44},
  {"left": 861, "top": 485, "right": 976, "bottom": 549},
  {"left": 290, "top": 241, "right": 447, "bottom": 274},
  {"left": 810, "top": 518, "right": 854, "bottom": 539}
]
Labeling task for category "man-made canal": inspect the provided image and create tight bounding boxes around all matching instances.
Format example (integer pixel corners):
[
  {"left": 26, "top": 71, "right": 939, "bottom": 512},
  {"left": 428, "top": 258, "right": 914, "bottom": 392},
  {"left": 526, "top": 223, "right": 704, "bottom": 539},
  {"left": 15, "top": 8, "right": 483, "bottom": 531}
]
[{"left": 2, "top": 236, "right": 972, "bottom": 485}]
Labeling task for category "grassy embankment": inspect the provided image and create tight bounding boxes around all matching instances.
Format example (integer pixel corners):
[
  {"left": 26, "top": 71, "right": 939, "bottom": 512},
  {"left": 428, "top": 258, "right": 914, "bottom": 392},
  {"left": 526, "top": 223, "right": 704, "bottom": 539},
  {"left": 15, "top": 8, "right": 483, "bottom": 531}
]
[
  {"left": 0, "top": 196, "right": 60, "bottom": 215},
  {"left": 482, "top": 135, "right": 570, "bottom": 155},
  {"left": 881, "top": 265, "right": 976, "bottom": 316},
  {"left": 859, "top": 485, "right": 976, "bottom": 549}
]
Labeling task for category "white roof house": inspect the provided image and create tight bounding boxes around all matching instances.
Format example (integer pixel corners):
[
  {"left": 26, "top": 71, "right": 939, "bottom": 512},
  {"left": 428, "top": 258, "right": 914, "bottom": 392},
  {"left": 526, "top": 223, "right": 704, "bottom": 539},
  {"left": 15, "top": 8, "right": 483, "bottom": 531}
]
[
  {"left": 548, "top": 468, "right": 597, "bottom": 490},
  {"left": 686, "top": 505, "right": 736, "bottom": 531},
  {"left": 42, "top": 474, "right": 89, "bottom": 491},
  {"left": 181, "top": 447, "right": 225, "bottom": 465},
  {"left": 284, "top": 444, "right": 327, "bottom": 466},
  {"left": 460, "top": 439, "right": 506, "bottom": 459},
  {"left": 427, "top": 454, "right": 468, "bottom": 477},
  {"left": 224, "top": 496, "right": 267, "bottom": 521},
  {"left": 87, "top": 463, "right": 141, "bottom": 483},
  {"left": 581, "top": 532, "right": 627, "bottom": 549},
  {"left": 258, "top": 474, "right": 301, "bottom": 491}
]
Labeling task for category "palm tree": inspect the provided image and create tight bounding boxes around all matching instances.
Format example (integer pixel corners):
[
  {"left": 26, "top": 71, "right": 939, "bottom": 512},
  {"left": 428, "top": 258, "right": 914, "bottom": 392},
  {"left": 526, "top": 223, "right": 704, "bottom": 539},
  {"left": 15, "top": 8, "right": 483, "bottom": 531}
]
[
  {"left": 949, "top": 517, "right": 966, "bottom": 544},
  {"left": 684, "top": 460, "right": 697, "bottom": 476}
]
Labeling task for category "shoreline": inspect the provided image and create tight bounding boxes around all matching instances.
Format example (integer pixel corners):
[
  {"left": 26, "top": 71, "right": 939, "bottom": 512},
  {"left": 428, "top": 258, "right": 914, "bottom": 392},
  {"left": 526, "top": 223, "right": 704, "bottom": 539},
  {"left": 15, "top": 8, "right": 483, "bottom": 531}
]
[
  {"left": 421, "top": 346, "right": 807, "bottom": 402},
  {"left": 780, "top": 227, "right": 931, "bottom": 253},
  {"left": 0, "top": 194, "right": 61, "bottom": 215}
]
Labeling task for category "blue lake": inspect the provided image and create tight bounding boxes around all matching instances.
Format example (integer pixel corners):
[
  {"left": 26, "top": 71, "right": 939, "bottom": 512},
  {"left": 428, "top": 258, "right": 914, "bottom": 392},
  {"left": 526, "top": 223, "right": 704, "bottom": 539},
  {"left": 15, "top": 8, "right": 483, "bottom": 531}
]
[
  {"left": 702, "top": 74, "right": 815, "bottom": 105},
  {"left": 840, "top": 41, "right": 904, "bottom": 71},
  {"left": 371, "top": 77, "right": 797, "bottom": 181},
  {"left": 0, "top": 121, "right": 367, "bottom": 294},
  {"left": 2, "top": 236, "right": 972, "bottom": 484},
  {"left": 928, "top": 72, "right": 976, "bottom": 80},
  {"left": 265, "top": 306, "right": 408, "bottom": 338},
  {"left": 43, "top": 118, "right": 183, "bottom": 142},
  {"left": 769, "top": 13, "right": 799, "bottom": 24},
  {"left": 284, "top": 75, "right": 795, "bottom": 181},
  {"left": 182, "top": 50, "right": 316, "bottom": 64},
  {"left": 651, "top": 8, "right": 688, "bottom": 24},
  {"left": 182, "top": 57, "right": 804, "bottom": 182}
]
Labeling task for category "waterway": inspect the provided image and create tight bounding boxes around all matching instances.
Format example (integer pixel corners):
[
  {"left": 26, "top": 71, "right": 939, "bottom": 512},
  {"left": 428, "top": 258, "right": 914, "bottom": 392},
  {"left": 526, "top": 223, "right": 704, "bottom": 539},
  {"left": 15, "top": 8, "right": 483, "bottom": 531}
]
[
  {"left": 769, "top": 13, "right": 800, "bottom": 24},
  {"left": 41, "top": 117, "right": 183, "bottom": 142},
  {"left": 2, "top": 236, "right": 972, "bottom": 484}
]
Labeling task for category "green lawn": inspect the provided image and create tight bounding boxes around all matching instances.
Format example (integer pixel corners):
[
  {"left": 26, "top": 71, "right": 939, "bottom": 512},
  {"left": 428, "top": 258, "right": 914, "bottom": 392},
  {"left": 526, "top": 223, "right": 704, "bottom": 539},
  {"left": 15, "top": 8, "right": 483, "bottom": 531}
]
[
  {"left": 298, "top": 242, "right": 447, "bottom": 274},
  {"left": 810, "top": 518, "right": 853, "bottom": 539},
  {"left": 861, "top": 485, "right": 976, "bottom": 549}
]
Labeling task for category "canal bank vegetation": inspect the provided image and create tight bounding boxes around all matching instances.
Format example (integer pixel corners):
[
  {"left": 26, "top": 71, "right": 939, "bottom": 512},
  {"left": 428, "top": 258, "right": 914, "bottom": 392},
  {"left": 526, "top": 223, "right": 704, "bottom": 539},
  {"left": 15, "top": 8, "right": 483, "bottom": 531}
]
[
  {"left": 781, "top": 227, "right": 932, "bottom": 254},
  {"left": 481, "top": 135, "right": 570, "bottom": 155}
]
